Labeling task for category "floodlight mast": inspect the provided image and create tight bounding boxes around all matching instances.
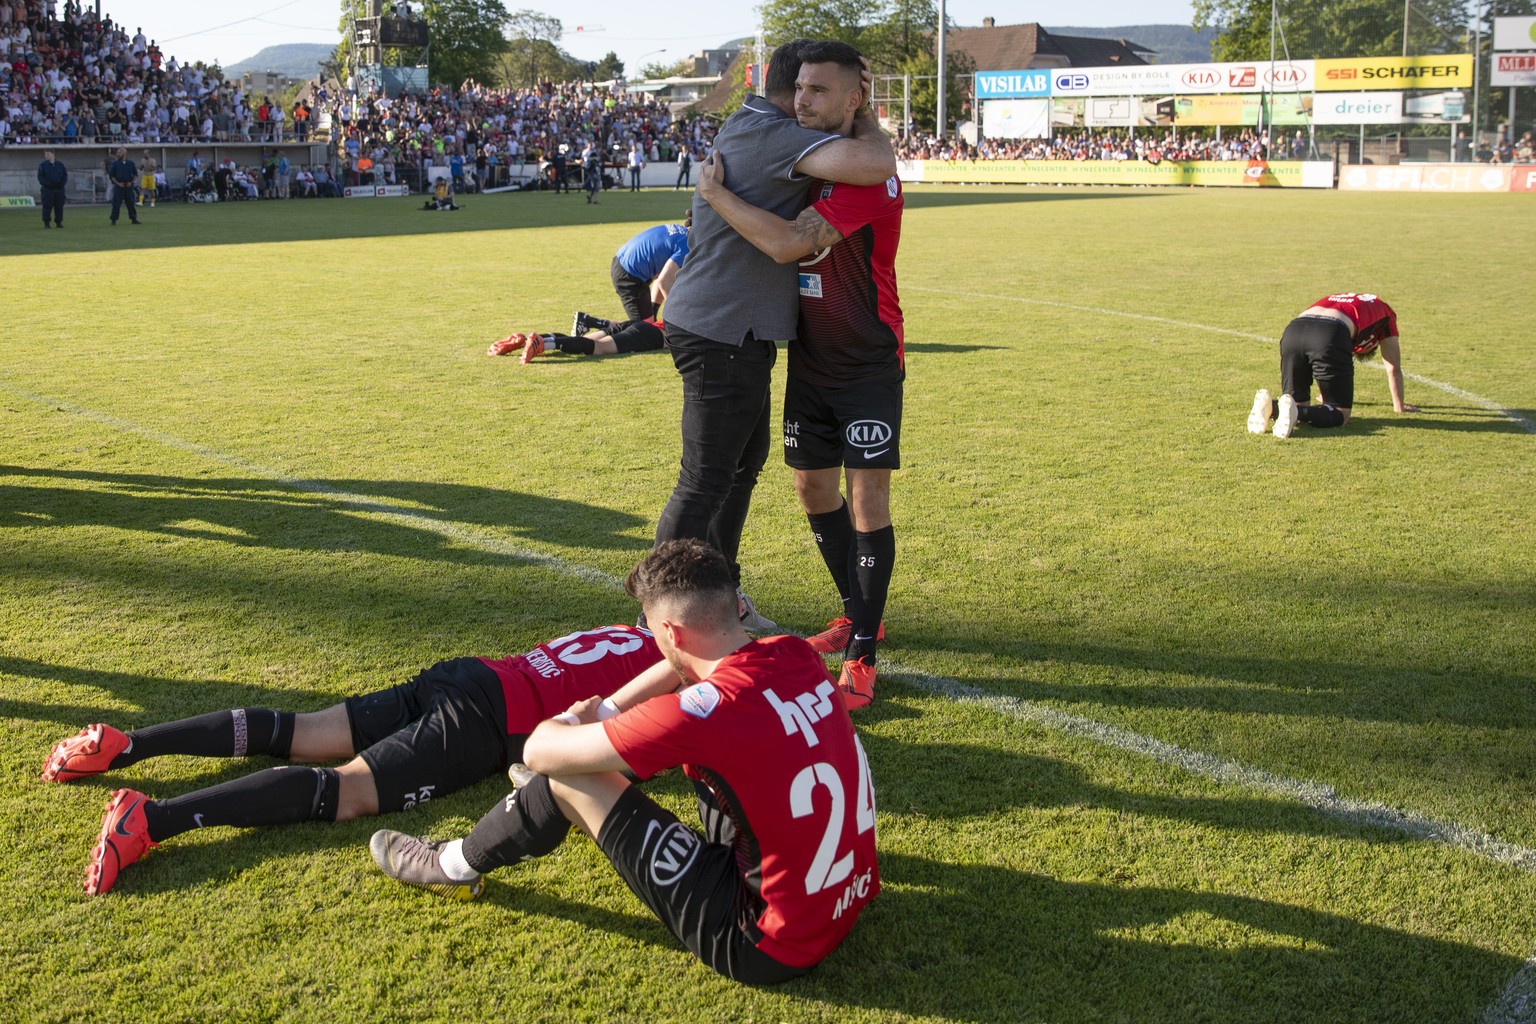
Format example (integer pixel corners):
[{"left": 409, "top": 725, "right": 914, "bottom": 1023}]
[{"left": 936, "top": 0, "right": 947, "bottom": 140}]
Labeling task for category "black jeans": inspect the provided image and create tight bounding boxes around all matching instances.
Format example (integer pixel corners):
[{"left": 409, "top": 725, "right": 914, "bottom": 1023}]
[{"left": 655, "top": 327, "right": 777, "bottom": 585}]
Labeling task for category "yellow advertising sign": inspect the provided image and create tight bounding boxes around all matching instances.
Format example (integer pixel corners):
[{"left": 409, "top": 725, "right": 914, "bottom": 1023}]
[
  {"left": 1175, "top": 95, "right": 1254, "bottom": 126},
  {"left": 899, "top": 160, "right": 1334, "bottom": 188},
  {"left": 1315, "top": 55, "right": 1472, "bottom": 91}
]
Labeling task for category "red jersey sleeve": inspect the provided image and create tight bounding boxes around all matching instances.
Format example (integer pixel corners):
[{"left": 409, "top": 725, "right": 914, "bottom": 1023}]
[{"left": 811, "top": 176, "right": 902, "bottom": 238}]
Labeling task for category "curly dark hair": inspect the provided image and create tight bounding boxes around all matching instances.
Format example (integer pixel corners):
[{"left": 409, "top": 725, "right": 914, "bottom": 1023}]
[{"left": 625, "top": 539, "right": 737, "bottom": 627}]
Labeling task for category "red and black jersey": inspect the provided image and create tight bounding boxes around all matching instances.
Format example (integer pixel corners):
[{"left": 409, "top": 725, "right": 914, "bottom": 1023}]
[
  {"left": 1310, "top": 293, "right": 1398, "bottom": 357},
  {"left": 792, "top": 176, "right": 905, "bottom": 388},
  {"left": 603, "top": 635, "right": 880, "bottom": 968},
  {"left": 482, "top": 625, "right": 660, "bottom": 735}
]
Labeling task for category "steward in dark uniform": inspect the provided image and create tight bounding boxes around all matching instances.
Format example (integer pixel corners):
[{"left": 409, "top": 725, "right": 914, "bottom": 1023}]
[
  {"left": 37, "top": 149, "right": 68, "bottom": 228},
  {"left": 107, "top": 148, "right": 141, "bottom": 225}
]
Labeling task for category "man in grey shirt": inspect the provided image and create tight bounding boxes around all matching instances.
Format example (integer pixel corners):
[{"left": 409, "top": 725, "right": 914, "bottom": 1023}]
[{"left": 655, "top": 39, "right": 896, "bottom": 624}]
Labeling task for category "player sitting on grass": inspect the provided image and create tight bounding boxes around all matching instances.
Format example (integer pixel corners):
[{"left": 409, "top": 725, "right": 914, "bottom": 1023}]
[
  {"left": 486, "top": 311, "right": 666, "bottom": 364},
  {"left": 43, "top": 625, "right": 669, "bottom": 895},
  {"left": 370, "top": 539, "right": 879, "bottom": 984},
  {"left": 423, "top": 176, "right": 459, "bottom": 211}
]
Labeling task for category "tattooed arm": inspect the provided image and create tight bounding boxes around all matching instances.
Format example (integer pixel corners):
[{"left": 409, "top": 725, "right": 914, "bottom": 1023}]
[{"left": 695, "top": 152, "right": 846, "bottom": 264}]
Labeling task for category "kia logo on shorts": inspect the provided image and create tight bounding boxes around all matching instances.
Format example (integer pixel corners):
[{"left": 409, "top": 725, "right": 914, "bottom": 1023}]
[
  {"left": 1182, "top": 68, "right": 1220, "bottom": 88},
  {"left": 648, "top": 822, "right": 702, "bottom": 887},
  {"left": 846, "top": 420, "right": 892, "bottom": 448},
  {"left": 1055, "top": 73, "right": 1089, "bottom": 92}
]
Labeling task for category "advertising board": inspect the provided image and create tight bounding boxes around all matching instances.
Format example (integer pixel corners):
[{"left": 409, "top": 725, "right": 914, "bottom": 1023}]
[
  {"left": 897, "top": 159, "right": 1334, "bottom": 188},
  {"left": 1308, "top": 91, "right": 1405, "bottom": 125},
  {"left": 1314, "top": 55, "right": 1472, "bottom": 91},
  {"left": 1493, "top": 16, "right": 1536, "bottom": 51},
  {"left": 1493, "top": 54, "right": 1536, "bottom": 87},
  {"left": 1337, "top": 164, "right": 1515, "bottom": 193},
  {"left": 975, "top": 70, "right": 1052, "bottom": 99}
]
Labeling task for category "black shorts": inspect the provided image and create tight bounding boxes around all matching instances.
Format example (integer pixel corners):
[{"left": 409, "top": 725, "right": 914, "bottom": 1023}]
[
  {"left": 612, "top": 319, "right": 666, "bottom": 354},
  {"left": 1280, "top": 316, "right": 1355, "bottom": 409},
  {"left": 595, "top": 784, "right": 807, "bottom": 985},
  {"left": 610, "top": 256, "right": 655, "bottom": 323},
  {"left": 348, "top": 657, "right": 515, "bottom": 814},
  {"left": 783, "top": 375, "right": 903, "bottom": 471}
]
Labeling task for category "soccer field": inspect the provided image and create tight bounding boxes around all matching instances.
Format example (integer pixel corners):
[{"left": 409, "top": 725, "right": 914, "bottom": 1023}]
[{"left": 3, "top": 185, "right": 1534, "bottom": 1023}]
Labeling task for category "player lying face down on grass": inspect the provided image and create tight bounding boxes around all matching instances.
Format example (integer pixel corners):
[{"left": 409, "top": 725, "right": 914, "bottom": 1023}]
[
  {"left": 44, "top": 625, "right": 673, "bottom": 895},
  {"left": 486, "top": 311, "right": 666, "bottom": 363},
  {"left": 1246, "top": 292, "right": 1417, "bottom": 438},
  {"left": 370, "top": 539, "right": 880, "bottom": 984}
]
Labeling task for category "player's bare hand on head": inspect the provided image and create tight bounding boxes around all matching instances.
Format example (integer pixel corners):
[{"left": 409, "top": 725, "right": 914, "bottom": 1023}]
[{"left": 697, "top": 153, "right": 725, "bottom": 201}]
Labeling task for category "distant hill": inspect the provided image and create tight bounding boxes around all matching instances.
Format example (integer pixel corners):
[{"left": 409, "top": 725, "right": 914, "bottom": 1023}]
[
  {"left": 1047, "top": 24, "right": 1217, "bottom": 65},
  {"left": 223, "top": 43, "right": 333, "bottom": 80}
]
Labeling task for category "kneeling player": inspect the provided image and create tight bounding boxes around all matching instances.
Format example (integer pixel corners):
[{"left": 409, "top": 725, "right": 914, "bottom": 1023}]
[
  {"left": 43, "top": 625, "right": 666, "bottom": 895},
  {"left": 371, "top": 540, "right": 879, "bottom": 984},
  {"left": 1246, "top": 292, "right": 1417, "bottom": 438},
  {"left": 486, "top": 312, "right": 666, "bottom": 364}
]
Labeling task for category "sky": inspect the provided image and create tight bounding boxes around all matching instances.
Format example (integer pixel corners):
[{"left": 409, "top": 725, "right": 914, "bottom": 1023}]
[{"left": 97, "top": 0, "right": 1200, "bottom": 73}]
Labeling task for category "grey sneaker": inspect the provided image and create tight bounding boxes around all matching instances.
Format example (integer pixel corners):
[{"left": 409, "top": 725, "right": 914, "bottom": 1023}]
[
  {"left": 1247, "top": 388, "right": 1272, "bottom": 434},
  {"left": 507, "top": 762, "right": 537, "bottom": 788},
  {"left": 1273, "top": 394, "right": 1299, "bottom": 438},
  {"left": 369, "top": 830, "right": 484, "bottom": 901},
  {"left": 737, "top": 591, "right": 778, "bottom": 633}
]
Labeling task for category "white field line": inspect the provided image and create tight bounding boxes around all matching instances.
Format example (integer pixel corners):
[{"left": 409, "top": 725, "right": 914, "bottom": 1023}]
[
  {"left": 10, "top": 375, "right": 1536, "bottom": 866},
  {"left": 0, "top": 380, "right": 619, "bottom": 592},
  {"left": 7, "top": 353, "right": 1536, "bottom": 1014},
  {"left": 1483, "top": 958, "right": 1536, "bottom": 1024},
  {"left": 907, "top": 287, "right": 1536, "bottom": 435}
]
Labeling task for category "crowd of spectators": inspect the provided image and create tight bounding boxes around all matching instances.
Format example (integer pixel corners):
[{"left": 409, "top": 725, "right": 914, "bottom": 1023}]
[
  {"left": 895, "top": 127, "right": 1290, "bottom": 163},
  {"left": 321, "top": 77, "right": 718, "bottom": 190},
  {"left": 1, "top": 0, "right": 311, "bottom": 145}
]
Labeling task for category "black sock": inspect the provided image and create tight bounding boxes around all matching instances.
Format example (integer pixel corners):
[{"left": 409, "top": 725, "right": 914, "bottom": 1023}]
[
  {"left": 143, "top": 765, "right": 340, "bottom": 842},
  {"left": 459, "top": 774, "right": 570, "bottom": 872},
  {"left": 807, "top": 502, "right": 855, "bottom": 608},
  {"left": 598, "top": 317, "right": 623, "bottom": 334},
  {"left": 1298, "top": 404, "right": 1346, "bottom": 427},
  {"left": 849, "top": 525, "right": 896, "bottom": 662},
  {"left": 547, "top": 333, "right": 594, "bottom": 354},
  {"left": 115, "top": 709, "right": 296, "bottom": 768}
]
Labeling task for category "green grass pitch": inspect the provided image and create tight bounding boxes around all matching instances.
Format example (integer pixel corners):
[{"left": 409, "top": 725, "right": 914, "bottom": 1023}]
[{"left": 2, "top": 183, "right": 1534, "bottom": 1023}]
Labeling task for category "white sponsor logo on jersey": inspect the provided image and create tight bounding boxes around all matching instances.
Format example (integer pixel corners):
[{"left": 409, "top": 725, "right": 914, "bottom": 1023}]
[{"left": 679, "top": 682, "right": 721, "bottom": 719}]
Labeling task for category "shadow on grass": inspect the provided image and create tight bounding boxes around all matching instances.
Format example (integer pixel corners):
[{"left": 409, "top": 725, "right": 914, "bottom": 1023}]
[
  {"left": 901, "top": 188, "right": 1163, "bottom": 211},
  {"left": 802, "top": 852, "right": 1518, "bottom": 1023},
  {"left": 903, "top": 341, "right": 1010, "bottom": 354},
  {"left": 1, "top": 187, "right": 1157, "bottom": 257},
  {"left": 0, "top": 656, "right": 339, "bottom": 730},
  {"left": 905, "top": 634, "right": 1536, "bottom": 734},
  {"left": 1290, "top": 404, "right": 1535, "bottom": 437},
  {"left": 0, "top": 465, "right": 650, "bottom": 562},
  {"left": 0, "top": 190, "right": 703, "bottom": 255},
  {"left": 856, "top": 731, "right": 1422, "bottom": 850}
]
